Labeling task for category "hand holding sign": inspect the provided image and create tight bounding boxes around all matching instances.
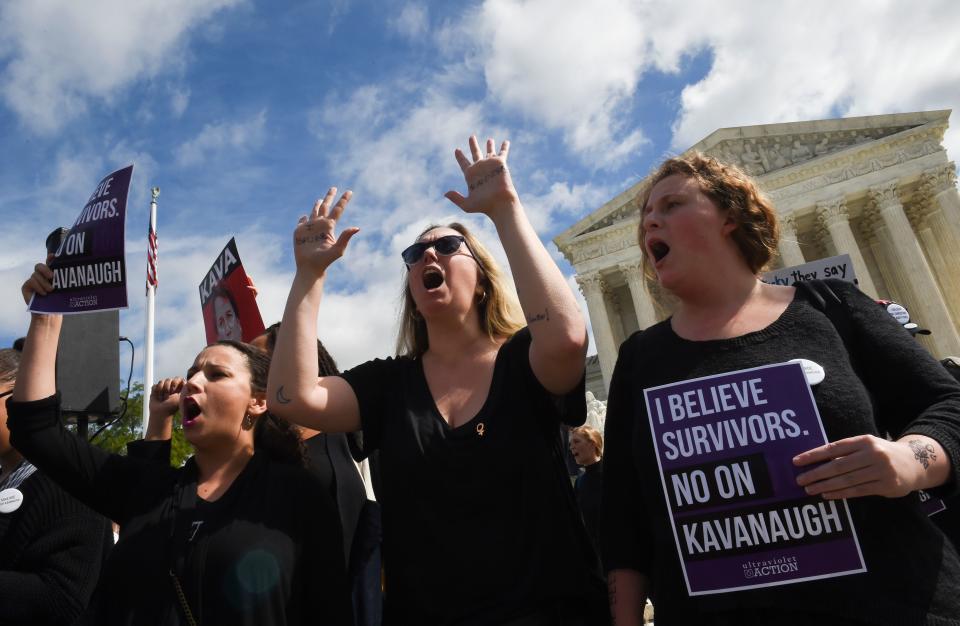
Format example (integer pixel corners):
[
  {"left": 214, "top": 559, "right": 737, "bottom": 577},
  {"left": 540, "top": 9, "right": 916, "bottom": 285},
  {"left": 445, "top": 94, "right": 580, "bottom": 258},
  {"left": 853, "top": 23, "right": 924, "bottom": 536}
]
[
  {"left": 794, "top": 433, "right": 949, "bottom": 499},
  {"left": 293, "top": 188, "right": 358, "bottom": 278},
  {"left": 22, "top": 258, "right": 55, "bottom": 306}
]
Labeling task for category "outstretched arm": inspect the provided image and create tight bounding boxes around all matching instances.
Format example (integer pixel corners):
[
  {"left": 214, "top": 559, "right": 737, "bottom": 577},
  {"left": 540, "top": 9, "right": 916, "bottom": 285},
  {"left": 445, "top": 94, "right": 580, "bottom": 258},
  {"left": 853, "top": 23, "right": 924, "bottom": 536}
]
[
  {"left": 267, "top": 188, "right": 363, "bottom": 433},
  {"left": 445, "top": 136, "right": 587, "bottom": 395},
  {"left": 10, "top": 262, "right": 170, "bottom": 523},
  {"left": 14, "top": 262, "right": 61, "bottom": 402}
]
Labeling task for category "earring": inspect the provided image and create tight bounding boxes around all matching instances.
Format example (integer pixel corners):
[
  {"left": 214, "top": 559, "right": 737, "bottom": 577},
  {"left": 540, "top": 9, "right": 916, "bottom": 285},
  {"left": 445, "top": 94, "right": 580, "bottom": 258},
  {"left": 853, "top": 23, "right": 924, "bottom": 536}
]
[
  {"left": 242, "top": 413, "right": 254, "bottom": 430},
  {"left": 477, "top": 289, "right": 488, "bottom": 304}
]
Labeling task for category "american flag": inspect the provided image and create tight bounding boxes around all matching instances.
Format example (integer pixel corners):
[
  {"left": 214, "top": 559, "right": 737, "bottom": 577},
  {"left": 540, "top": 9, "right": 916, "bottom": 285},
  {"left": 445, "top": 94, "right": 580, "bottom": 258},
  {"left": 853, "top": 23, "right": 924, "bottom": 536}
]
[{"left": 146, "top": 221, "right": 158, "bottom": 293}]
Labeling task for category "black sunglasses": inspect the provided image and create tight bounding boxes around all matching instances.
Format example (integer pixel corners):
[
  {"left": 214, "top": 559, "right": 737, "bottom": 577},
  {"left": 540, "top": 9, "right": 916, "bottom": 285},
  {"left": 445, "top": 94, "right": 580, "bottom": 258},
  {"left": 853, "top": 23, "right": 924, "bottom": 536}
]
[{"left": 401, "top": 235, "right": 469, "bottom": 266}]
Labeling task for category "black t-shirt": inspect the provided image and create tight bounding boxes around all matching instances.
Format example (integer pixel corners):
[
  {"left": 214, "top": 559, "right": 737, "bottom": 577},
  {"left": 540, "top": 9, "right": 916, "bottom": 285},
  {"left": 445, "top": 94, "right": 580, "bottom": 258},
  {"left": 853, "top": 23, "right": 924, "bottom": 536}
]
[
  {"left": 8, "top": 394, "right": 352, "bottom": 626},
  {"left": 601, "top": 280, "right": 960, "bottom": 626},
  {"left": 340, "top": 328, "right": 608, "bottom": 625}
]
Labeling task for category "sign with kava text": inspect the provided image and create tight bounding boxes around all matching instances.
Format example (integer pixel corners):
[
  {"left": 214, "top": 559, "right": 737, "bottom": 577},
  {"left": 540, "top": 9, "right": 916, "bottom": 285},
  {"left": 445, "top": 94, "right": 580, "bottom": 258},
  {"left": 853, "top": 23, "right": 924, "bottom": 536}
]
[
  {"left": 644, "top": 362, "right": 866, "bottom": 595},
  {"left": 198, "top": 238, "right": 265, "bottom": 345},
  {"left": 30, "top": 165, "right": 133, "bottom": 314}
]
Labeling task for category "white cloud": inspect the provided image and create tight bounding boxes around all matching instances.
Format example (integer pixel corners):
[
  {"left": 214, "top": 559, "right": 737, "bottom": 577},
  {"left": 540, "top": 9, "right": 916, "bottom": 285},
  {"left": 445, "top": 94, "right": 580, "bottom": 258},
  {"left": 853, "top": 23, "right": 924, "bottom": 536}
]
[
  {"left": 389, "top": 3, "right": 429, "bottom": 40},
  {"left": 470, "top": 0, "right": 651, "bottom": 170},
  {"left": 647, "top": 2, "right": 960, "bottom": 155},
  {"left": 522, "top": 180, "right": 611, "bottom": 233},
  {"left": 175, "top": 110, "right": 267, "bottom": 167},
  {"left": 170, "top": 87, "right": 191, "bottom": 118},
  {"left": 0, "top": 0, "right": 241, "bottom": 133}
]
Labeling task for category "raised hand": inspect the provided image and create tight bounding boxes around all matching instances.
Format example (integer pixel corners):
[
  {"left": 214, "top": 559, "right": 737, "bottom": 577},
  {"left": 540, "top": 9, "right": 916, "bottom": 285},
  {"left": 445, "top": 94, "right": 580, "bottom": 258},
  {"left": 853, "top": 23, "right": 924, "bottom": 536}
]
[
  {"left": 445, "top": 136, "right": 519, "bottom": 218},
  {"left": 149, "top": 377, "right": 185, "bottom": 421},
  {"left": 293, "top": 187, "right": 359, "bottom": 278}
]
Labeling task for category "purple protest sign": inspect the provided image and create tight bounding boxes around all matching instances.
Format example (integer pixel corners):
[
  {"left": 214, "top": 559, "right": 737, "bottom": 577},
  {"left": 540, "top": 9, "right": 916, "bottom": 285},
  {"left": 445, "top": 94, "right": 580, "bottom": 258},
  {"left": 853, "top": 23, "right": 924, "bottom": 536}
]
[
  {"left": 918, "top": 490, "right": 947, "bottom": 516},
  {"left": 29, "top": 165, "right": 133, "bottom": 314},
  {"left": 644, "top": 361, "right": 866, "bottom": 595}
]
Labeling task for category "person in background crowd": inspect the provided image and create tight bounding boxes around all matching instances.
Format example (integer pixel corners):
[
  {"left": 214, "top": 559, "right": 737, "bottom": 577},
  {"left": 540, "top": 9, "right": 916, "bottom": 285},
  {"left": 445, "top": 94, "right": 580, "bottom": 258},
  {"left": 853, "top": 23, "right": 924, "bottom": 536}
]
[
  {"left": 602, "top": 152, "right": 960, "bottom": 625},
  {"left": 0, "top": 347, "right": 111, "bottom": 625},
  {"left": 267, "top": 136, "right": 608, "bottom": 625},
  {"left": 569, "top": 425, "right": 603, "bottom": 554},
  {"left": 8, "top": 261, "right": 352, "bottom": 626}
]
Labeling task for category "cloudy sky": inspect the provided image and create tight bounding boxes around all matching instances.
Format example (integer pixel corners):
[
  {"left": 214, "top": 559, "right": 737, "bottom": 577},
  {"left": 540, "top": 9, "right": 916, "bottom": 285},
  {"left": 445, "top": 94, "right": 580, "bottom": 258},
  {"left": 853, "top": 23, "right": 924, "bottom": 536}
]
[{"left": 2, "top": 0, "right": 959, "bottom": 382}]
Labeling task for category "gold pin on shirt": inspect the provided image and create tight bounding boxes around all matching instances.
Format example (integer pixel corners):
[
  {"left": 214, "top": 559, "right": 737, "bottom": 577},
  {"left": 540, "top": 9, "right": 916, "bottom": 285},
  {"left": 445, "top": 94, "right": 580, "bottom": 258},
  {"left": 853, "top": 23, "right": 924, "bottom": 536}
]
[{"left": 476, "top": 422, "right": 485, "bottom": 437}]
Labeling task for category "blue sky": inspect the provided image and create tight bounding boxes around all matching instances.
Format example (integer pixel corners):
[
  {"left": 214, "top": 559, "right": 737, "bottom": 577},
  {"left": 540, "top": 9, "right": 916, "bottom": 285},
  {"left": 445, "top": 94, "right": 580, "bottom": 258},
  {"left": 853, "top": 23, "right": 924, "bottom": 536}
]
[{"left": 2, "top": 0, "right": 959, "bottom": 382}]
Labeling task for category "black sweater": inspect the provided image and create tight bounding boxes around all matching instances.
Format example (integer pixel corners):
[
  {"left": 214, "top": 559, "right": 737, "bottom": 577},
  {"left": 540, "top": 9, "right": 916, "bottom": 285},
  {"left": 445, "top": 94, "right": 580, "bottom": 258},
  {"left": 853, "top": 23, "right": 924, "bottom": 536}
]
[
  {"left": 8, "top": 394, "right": 352, "bottom": 626},
  {"left": 0, "top": 461, "right": 111, "bottom": 625},
  {"left": 601, "top": 280, "right": 960, "bottom": 625}
]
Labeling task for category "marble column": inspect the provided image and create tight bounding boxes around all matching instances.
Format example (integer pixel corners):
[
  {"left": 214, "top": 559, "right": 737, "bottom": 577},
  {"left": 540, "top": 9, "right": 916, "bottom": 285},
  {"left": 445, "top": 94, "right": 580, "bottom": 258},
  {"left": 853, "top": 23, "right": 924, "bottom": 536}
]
[
  {"left": 923, "top": 163, "right": 960, "bottom": 244},
  {"left": 815, "top": 196, "right": 878, "bottom": 297},
  {"left": 619, "top": 261, "right": 658, "bottom": 331},
  {"left": 576, "top": 272, "right": 617, "bottom": 389},
  {"left": 777, "top": 213, "right": 805, "bottom": 267},
  {"left": 868, "top": 180, "right": 960, "bottom": 357},
  {"left": 912, "top": 170, "right": 960, "bottom": 325}
]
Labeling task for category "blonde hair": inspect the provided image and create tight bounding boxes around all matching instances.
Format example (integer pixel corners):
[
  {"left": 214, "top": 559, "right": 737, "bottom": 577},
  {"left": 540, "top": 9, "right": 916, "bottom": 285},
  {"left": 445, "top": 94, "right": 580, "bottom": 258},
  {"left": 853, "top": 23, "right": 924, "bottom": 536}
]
[
  {"left": 571, "top": 425, "right": 603, "bottom": 458},
  {"left": 637, "top": 152, "right": 780, "bottom": 281},
  {"left": 396, "top": 223, "right": 524, "bottom": 357}
]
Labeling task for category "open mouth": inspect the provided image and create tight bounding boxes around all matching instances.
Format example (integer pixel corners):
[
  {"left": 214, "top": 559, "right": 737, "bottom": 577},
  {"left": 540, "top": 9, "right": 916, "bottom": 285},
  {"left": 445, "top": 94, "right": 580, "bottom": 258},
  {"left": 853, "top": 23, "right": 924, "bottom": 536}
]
[
  {"left": 182, "top": 397, "right": 202, "bottom": 426},
  {"left": 422, "top": 267, "right": 444, "bottom": 290},
  {"left": 649, "top": 240, "right": 670, "bottom": 263}
]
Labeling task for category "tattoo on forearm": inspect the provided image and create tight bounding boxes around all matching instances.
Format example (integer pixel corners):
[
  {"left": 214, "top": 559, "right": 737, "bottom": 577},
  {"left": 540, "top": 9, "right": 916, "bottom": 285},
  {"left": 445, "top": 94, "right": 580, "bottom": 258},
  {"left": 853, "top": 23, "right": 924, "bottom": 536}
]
[
  {"left": 908, "top": 439, "right": 937, "bottom": 470},
  {"left": 468, "top": 165, "right": 506, "bottom": 192},
  {"left": 526, "top": 309, "right": 549, "bottom": 324},
  {"left": 276, "top": 386, "right": 291, "bottom": 404},
  {"left": 608, "top": 576, "right": 617, "bottom": 623}
]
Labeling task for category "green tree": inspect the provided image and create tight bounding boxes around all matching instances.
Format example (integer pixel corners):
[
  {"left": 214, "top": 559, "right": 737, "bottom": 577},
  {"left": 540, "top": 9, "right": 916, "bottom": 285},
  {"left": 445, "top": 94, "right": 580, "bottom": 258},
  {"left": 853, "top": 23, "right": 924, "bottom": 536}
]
[{"left": 88, "top": 382, "right": 192, "bottom": 467}]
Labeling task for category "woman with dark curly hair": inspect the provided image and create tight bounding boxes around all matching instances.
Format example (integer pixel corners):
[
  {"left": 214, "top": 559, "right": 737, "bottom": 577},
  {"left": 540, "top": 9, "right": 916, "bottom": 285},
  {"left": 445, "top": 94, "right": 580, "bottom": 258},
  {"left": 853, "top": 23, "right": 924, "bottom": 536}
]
[
  {"left": 7, "top": 260, "right": 352, "bottom": 626},
  {"left": 602, "top": 153, "right": 960, "bottom": 625}
]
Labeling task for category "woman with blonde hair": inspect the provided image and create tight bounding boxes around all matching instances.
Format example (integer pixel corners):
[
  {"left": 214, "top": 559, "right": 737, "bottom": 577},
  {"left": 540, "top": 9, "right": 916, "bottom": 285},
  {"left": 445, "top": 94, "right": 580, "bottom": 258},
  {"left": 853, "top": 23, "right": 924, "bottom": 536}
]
[
  {"left": 268, "top": 136, "right": 608, "bottom": 625},
  {"left": 602, "top": 152, "right": 960, "bottom": 625}
]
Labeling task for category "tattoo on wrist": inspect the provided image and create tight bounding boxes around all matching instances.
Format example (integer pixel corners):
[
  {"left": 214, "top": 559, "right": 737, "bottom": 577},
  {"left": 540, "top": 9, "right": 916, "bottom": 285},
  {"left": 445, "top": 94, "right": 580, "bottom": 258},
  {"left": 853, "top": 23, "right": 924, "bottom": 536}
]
[
  {"left": 468, "top": 165, "right": 506, "bottom": 192},
  {"left": 908, "top": 439, "right": 937, "bottom": 470},
  {"left": 276, "top": 386, "right": 291, "bottom": 404},
  {"left": 526, "top": 309, "right": 549, "bottom": 324}
]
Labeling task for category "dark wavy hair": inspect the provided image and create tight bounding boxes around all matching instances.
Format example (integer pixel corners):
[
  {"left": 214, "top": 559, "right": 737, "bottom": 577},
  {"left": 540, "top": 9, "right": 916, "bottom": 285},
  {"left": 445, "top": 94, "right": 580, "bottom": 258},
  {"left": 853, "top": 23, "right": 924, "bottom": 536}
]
[
  {"left": 261, "top": 321, "right": 339, "bottom": 376},
  {"left": 0, "top": 348, "right": 20, "bottom": 385},
  {"left": 215, "top": 340, "right": 304, "bottom": 466}
]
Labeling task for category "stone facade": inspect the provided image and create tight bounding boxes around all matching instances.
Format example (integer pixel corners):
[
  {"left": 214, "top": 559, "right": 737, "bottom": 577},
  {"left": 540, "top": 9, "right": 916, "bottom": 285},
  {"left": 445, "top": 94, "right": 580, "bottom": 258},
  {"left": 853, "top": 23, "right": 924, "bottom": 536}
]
[{"left": 556, "top": 110, "right": 960, "bottom": 391}]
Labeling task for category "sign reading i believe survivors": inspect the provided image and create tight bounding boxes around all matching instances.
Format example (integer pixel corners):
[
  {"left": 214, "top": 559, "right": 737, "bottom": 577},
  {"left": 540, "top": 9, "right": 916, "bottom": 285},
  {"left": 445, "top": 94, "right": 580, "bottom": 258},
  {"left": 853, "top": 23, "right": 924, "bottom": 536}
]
[
  {"left": 644, "top": 362, "right": 866, "bottom": 595},
  {"left": 30, "top": 165, "right": 133, "bottom": 314}
]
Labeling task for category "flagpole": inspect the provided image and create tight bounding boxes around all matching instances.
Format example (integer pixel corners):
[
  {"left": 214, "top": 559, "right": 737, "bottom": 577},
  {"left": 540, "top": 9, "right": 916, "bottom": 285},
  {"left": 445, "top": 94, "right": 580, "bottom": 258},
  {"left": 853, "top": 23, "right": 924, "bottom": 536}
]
[{"left": 142, "top": 187, "right": 159, "bottom": 434}]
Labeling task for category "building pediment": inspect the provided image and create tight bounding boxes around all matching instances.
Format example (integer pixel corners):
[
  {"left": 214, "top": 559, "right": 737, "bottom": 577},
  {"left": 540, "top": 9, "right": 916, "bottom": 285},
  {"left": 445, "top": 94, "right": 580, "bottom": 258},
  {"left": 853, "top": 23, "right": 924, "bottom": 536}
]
[{"left": 554, "top": 110, "right": 950, "bottom": 258}]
